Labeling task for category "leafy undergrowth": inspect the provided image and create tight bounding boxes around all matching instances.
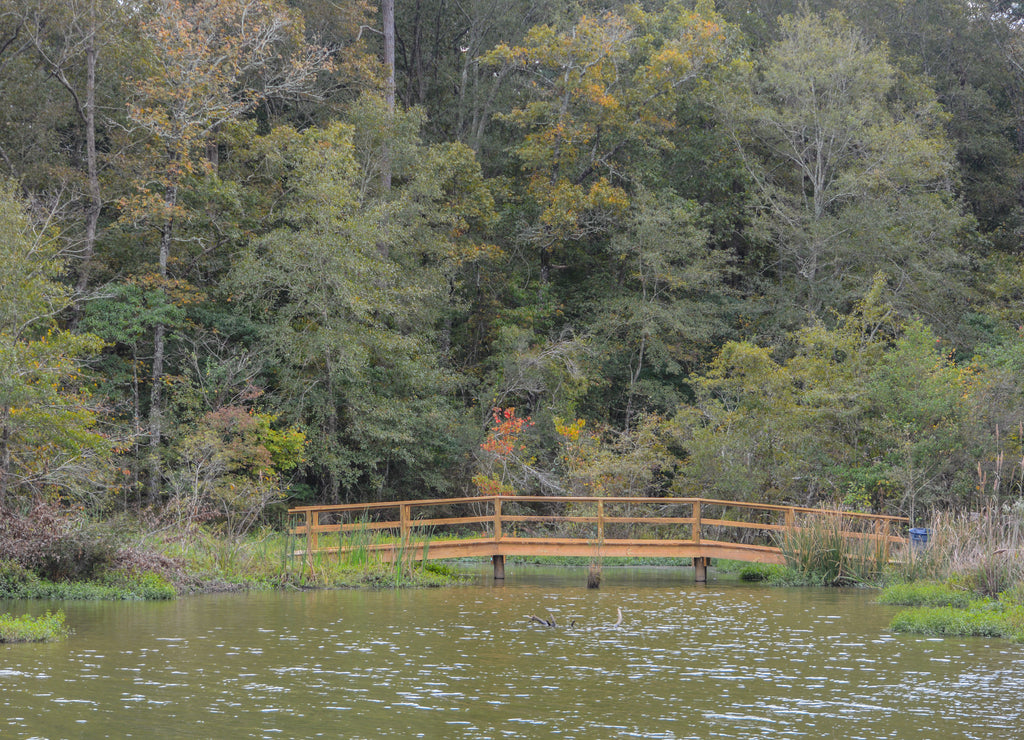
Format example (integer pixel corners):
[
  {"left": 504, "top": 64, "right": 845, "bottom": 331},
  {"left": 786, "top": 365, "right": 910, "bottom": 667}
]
[
  {"left": 0, "top": 610, "right": 69, "bottom": 643},
  {"left": 712, "top": 559, "right": 822, "bottom": 585},
  {"left": 0, "top": 559, "right": 176, "bottom": 600},
  {"left": 0, "top": 505, "right": 466, "bottom": 601},
  {"left": 150, "top": 527, "right": 469, "bottom": 592}
]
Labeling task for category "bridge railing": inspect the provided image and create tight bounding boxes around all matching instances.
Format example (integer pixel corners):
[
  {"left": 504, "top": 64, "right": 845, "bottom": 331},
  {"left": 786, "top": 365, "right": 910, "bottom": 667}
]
[{"left": 288, "top": 495, "right": 909, "bottom": 557}]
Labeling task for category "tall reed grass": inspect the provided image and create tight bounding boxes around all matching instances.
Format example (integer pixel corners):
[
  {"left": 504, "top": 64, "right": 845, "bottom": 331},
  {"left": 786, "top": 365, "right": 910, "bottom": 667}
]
[
  {"left": 777, "top": 512, "right": 890, "bottom": 586},
  {"left": 889, "top": 506, "right": 1024, "bottom": 596},
  {"left": 292, "top": 518, "right": 452, "bottom": 588}
]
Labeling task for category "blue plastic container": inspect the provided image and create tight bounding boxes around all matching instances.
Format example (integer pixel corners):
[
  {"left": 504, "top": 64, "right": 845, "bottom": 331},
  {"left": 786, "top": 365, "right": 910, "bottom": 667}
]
[{"left": 908, "top": 527, "right": 930, "bottom": 549}]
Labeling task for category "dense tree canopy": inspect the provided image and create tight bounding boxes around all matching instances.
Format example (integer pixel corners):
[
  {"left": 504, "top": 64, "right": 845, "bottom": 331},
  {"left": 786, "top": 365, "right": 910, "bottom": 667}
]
[{"left": 3, "top": 0, "right": 1024, "bottom": 521}]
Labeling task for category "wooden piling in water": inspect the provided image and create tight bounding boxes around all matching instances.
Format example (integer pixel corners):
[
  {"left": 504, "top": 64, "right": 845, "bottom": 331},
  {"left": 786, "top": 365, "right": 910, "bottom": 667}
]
[
  {"left": 694, "top": 556, "right": 710, "bottom": 583},
  {"left": 492, "top": 554, "right": 505, "bottom": 580}
]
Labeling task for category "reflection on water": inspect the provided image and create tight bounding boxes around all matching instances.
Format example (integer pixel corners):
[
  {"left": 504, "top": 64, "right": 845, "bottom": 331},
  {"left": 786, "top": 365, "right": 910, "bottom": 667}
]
[{"left": 2, "top": 566, "right": 1023, "bottom": 739}]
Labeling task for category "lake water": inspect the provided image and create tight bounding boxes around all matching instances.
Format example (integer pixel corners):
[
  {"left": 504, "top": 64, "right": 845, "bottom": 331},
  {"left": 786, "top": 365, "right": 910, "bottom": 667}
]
[{"left": 2, "top": 566, "right": 1022, "bottom": 739}]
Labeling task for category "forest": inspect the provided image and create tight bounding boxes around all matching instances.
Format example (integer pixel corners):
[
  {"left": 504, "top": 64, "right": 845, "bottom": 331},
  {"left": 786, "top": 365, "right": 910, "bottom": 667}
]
[{"left": 3, "top": 0, "right": 1024, "bottom": 531}]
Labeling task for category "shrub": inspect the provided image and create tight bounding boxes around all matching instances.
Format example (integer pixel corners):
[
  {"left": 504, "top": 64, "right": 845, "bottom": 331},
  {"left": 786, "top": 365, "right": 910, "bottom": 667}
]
[
  {"left": 737, "top": 563, "right": 788, "bottom": 582},
  {"left": 32, "top": 524, "right": 120, "bottom": 582},
  {"left": 0, "top": 502, "right": 120, "bottom": 581},
  {"left": 0, "top": 559, "right": 41, "bottom": 598},
  {"left": 0, "top": 611, "right": 69, "bottom": 643},
  {"left": 98, "top": 569, "right": 177, "bottom": 600}
]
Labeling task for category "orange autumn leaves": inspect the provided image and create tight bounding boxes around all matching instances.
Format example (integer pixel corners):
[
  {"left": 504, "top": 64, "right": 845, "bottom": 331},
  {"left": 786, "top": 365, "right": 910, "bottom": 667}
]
[{"left": 473, "top": 407, "right": 534, "bottom": 496}]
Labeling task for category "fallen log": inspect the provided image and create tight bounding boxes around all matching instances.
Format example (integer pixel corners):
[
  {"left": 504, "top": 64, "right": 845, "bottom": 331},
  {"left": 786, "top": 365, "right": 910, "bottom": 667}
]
[{"left": 526, "top": 613, "right": 577, "bottom": 628}]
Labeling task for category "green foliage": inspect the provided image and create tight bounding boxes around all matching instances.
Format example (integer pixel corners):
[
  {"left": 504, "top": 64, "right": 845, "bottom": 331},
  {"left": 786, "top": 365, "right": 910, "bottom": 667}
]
[
  {"left": 720, "top": 10, "right": 972, "bottom": 325},
  {"left": 167, "top": 406, "right": 306, "bottom": 535},
  {"left": 230, "top": 117, "right": 479, "bottom": 501},
  {"left": 97, "top": 569, "right": 176, "bottom": 600},
  {"left": 0, "top": 610, "right": 69, "bottom": 643},
  {"left": 669, "top": 279, "right": 974, "bottom": 516},
  {"left": 737, "top": 563, "right": 789, "bottom": 582},
  {"left": 591, "top": 190, "right": 731, "bottom": 427},
  {"left": 0, "top": 559, "right": 41, "bottom": 595},
  {"left": 0, "top": 557, "right": 174, "bottom": 601},
  {"left": 890, "top": 604, "right": 1024, "bottom": 642},
  {"left": 3, "top": 0, "right": 1024, "bottom": 535},
  {"left": 0, "top": 180, "right": 112, "bottom": 505},
  {"left": 878, "top": 582, "right": 974, "bottom": 609}
]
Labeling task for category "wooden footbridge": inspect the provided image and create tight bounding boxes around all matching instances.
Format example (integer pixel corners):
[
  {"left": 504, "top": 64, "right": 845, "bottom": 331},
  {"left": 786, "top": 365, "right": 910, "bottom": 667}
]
[{"left": 290, "top": 495, "right": 909, "bottom": 582}]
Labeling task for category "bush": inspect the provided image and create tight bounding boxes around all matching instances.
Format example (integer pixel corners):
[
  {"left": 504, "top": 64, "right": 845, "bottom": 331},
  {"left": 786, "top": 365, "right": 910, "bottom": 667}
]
[
  {"left": 737, "top": 563, "right": 788, "bottom": 582},
  {"left": 0, "top": 559, "right": 41, "bottom": 598},
  {"left": 0, "top": 610, "right": 69, "bottom": 643},
  {"left": 0, "top": 502, "right": 120, "bottom": 581},
  {"left": 98, "top": 569, "right": 176, "bottom": 600},
  {"left": 32, "top": 525, "right": 120, "bottom": 582},
  {"left": 0, "top": 556, "right": 175, "bottom": 601}
]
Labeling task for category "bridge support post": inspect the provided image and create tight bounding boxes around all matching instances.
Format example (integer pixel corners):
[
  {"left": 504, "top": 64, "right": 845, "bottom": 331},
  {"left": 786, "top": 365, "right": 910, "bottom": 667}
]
[
  {"left": 693, "top": 557, "right": 710, "bottom": 583},
  {"left": 492, "top": 554, "right": 505, "bottom": 580}
]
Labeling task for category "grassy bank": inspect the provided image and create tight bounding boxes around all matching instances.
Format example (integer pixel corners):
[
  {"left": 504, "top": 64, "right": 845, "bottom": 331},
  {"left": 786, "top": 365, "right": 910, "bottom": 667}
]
[
  {"left": 872, "top": 509, "right": 1024, "bottom": 642},
  {"left": 881, "top": 581, "right": 1024, "bottom": 641},
  {"left": 0, "top": 503, "right": 467, "bottom": 604},
  {"left": 148, "top": 526, "right": 466, "bottom": 592}
]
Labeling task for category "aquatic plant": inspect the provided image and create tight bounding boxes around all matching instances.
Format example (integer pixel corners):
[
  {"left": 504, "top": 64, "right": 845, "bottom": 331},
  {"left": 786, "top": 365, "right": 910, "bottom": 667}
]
[
  {"left": 878, "top": 581, "right": 973, "bottom": 609},
  {"left": 890, "top": 604, "right": 1024, "bottom": 641},
  {"left": 778, "top": 512, "right": 889, "bottom": 586},
  {"left": 0, "top": 610, "right": 69, "bottom": 643}
]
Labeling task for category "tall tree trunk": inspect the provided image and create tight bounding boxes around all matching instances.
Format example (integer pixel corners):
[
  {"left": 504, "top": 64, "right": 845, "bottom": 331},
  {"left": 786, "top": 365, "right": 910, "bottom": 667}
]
[
  {"left": 75, "top": 40, "right": 101, "bottom": 304},
  {"left": 149, "top": 321, "right": 165, "bottom": 500},
  {"left": 30, "top": 9, "right": 103, "bottom": 316},
  {"left": 0, "top": 404, "right": 11, "bottom": 508},
  {"left": 382, "top": 0, "right": 395, "bottom": 193},
  {"left": 148, "top": 179, "right": 177, "bottom": 501}
]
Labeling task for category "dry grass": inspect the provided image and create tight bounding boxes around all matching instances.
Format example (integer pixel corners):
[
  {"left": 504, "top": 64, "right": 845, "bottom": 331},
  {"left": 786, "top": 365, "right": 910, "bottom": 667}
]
[{"left": 893, "top": 506, "right": 1024, "bottom": 597}]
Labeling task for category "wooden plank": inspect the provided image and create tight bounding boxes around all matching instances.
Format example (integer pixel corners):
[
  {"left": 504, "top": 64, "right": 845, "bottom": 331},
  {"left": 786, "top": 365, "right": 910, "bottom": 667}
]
[
  {"left": 405, "top": 516, "right": 493, "bottom": 528},
  {"left": 499, "top": 515, "right": 695, "bottom": 525},
  {"left": 701, "top": 518, "right": 787, "bottom": 531},
  {"left": 494, "top": 497, "right": 502, "bottom": 541}
]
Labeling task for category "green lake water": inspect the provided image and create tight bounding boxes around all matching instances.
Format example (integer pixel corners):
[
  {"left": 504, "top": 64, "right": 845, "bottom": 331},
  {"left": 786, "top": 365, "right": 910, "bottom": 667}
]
[{"left": 2, "top": 566, "right": 1022, "bottom": 739}]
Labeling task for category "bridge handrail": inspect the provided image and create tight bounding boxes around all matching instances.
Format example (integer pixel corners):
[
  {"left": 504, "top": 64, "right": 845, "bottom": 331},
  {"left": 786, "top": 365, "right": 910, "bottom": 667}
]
[
  {"left": 289, "top": 495, "right": 910, "bottom": 557},
  {"left": 289, "top": 494, "right": 909, "bottom": 522}
]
